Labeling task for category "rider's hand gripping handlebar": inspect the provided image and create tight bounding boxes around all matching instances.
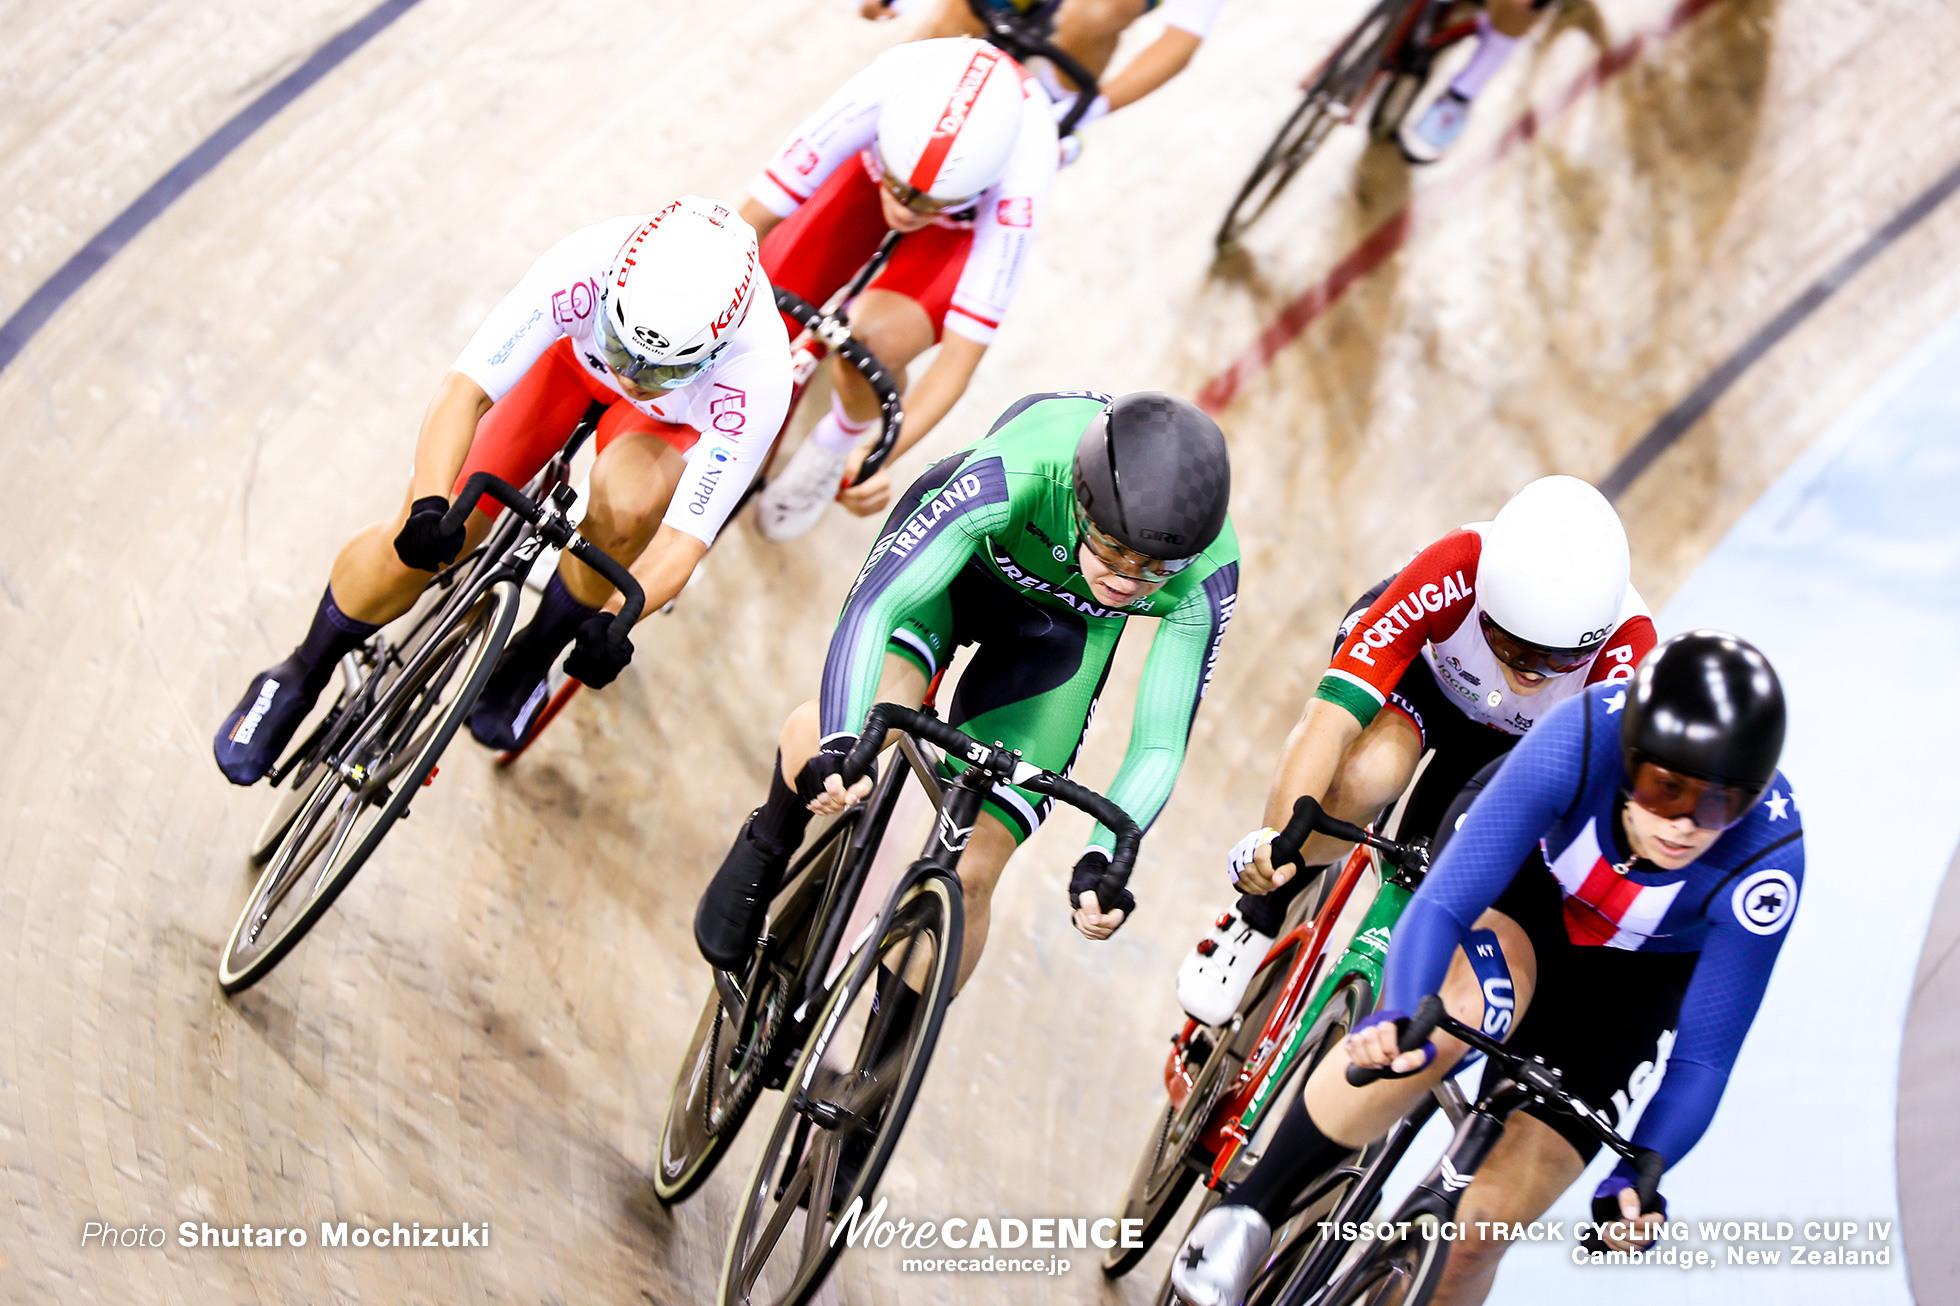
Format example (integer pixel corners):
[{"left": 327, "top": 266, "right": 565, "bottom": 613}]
[
  {"left": 443, "top": 472, "right": 647, "bottom": 647},
  {"left": 842, "top": 703, "right": 1144, "bottom": 911},
  {"left": 1345, "top": 994, "right": 1448, "bottom": 1087},
  {"left": 1271, "top": 794, "right": 1430, "bottom": 874}
]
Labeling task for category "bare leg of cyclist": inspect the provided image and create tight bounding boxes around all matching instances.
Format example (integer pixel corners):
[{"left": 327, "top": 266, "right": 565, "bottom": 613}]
[
  {"left": 466, "top": 433, "right": 692, "bottom": 751},
  {"left": 1400, "top": 0, "right": 1541, "bottom": 163},
  {"left": 1300, "top": 908, "right": 1539, "bottom": 1145},
  {"left": 1294, "top": 708, "right": 1424, "bottom": 867},
  {"left": 1051, "top": 0, "right": 1149, "bottom": 82},
  {"left": 832, "top": 289, "right": 929, "bottom": 424},
  {"left": 560, "top": 430, "right": 687, "bottom": 606},
  {"left": 1426, "top": 1117, "right": 1584, "bottom": 1305},
  {"left": 1179, "top": 708, "right": 1425, "bottom": 1024},
  {"left": 1234, "top": 708, "right": 1422, "bottom": 935},
  {"left": 327, "top": 486, "right": 496, "bottom": 626},
  {"left": 214, "top": 483, "right": 492, "bottom": 785},
  {"left": 694, "top": 654, "right": 934, "bottom": 968}
]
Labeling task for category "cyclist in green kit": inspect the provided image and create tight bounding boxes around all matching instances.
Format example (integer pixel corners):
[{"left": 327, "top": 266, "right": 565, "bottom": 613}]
[{"left": 693, "top": 390, "right": 1240, "bottom": 986}]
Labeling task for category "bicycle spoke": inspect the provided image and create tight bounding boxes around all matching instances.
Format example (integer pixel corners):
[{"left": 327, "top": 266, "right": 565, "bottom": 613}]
[{"left": 220, "top": 575, "right": 520, "bottom": 993}]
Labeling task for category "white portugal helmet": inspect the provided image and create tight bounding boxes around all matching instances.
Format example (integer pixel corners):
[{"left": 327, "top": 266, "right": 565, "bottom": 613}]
[
  {"left": 596, "top": 196, "right": 760, "bottom": 390},
  {"left": 875, "top": 39, "right": 1026, "bottom": 209},
  {"left": 1477, "top": 475, "right": 1630, "bottom": 671}
]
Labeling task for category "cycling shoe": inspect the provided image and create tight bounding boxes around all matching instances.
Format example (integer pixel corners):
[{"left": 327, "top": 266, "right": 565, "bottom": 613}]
[
  {"left": 695, "top": 815, "right": 792, "bottom": 970},
  {"left": 214, "top": 656, "right": 323, "bottom": 785},
  {"left": 466, "top": 649, "right": 555, "bottom": 751}
]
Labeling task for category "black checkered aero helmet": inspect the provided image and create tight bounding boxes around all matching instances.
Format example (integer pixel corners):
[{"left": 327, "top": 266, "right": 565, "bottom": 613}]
[{"left": 1072, "top": 392, "right": 1231, "bottom": 561}]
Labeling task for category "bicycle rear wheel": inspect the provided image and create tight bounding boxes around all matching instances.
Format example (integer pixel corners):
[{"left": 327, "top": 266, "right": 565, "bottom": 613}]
[
  {"left": 718, "top": 875, "right": 961, "bottom": 1306},
  {"left": 217, "top": 577, "right": 520, "bottom": 993},
  {"left": 653, "top": 813, "right": 860, "bottom": 1205},
  {"left": 1215, "top": 0, "right": 1419, "bottom": 249}
]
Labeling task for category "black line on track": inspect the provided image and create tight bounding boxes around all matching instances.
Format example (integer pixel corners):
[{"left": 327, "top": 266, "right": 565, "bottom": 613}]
[
  {"left": 1602, "top": 152, "right": 1960, "bottom": 501},
  {"left": 0, "top": 0, "right": 427, "bottom": 376}
]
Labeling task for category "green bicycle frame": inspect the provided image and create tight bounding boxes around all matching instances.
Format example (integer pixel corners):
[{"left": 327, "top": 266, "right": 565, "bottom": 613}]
[{"left": 1235, "top": 872, "right": 1416, "bottom": 1138}]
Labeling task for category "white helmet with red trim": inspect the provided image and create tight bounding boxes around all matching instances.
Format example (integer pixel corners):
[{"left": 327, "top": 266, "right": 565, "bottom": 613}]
[
  {"left": 876, "top": 38, "right": 1026, "bottom": 208},
  {"left": 1479, "top": 475, "right": 1630, "bottom": 658},
  {"left": 596, "top": 196, "right": 759, "bottom": 390}
]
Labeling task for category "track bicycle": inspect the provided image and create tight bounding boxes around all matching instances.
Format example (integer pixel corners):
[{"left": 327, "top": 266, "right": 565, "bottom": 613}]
[
  {"left": 962, "top": 0, "right": 1104, "bottom": 137},
  {"left": 217, "top": 422, "right": 644, "bottom": 993},
  {"left": 653, "top": 703, "right": 1142, "bottom": 1306},
  {"left": 493, "top": 259, "right": 908, "bottom": 766},
  {"left": 1215, "top": 0, "right": 1480, "bottom": 249},
  {"left": 1282, "top": 994, "right": 1666, "bottom": 1306},
  {"left": 1106, "top": 795, "right": 1452, "bottom": 1304}
]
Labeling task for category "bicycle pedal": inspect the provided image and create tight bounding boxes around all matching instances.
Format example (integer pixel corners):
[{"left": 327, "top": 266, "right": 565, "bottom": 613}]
[{"left": 794, "top": 1097, "right": 853, "bottom": 1130}]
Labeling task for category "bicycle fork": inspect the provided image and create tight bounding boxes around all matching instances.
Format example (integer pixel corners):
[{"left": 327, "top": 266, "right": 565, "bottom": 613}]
[{"left": 1390, "top": 1079, "right": 1530, "bottom": 1219}]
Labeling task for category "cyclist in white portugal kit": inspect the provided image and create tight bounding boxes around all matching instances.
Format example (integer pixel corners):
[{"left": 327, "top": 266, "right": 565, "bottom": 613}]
[{"left": 1175, "top": 476, "right": 1655, "bottom": 1026}]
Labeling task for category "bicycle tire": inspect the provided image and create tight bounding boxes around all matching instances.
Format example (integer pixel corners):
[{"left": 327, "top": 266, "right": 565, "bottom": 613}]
[
  {"left": 1104, "top": 938, "right": 1303, "bottom": 1277},
  {"left": 1214, "top": 0, "right": 1421, "bottom": 250},
  {"left": 217, "top": 577, "right": 520, "bottom": 993},
  {"left": 652, "top": 819, "right": 856, "bottom": 1205},
  {"left": 1368, "top": 71, "right": 1423, "bottom": 141},
  {"left": 717, "top": 874, "right": 961, "bottom": 1306},
  {"left": 1312, "top": 1206, "right": 1450, "bottom": 1306}
]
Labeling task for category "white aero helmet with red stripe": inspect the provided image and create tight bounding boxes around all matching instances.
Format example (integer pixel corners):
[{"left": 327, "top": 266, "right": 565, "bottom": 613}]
[
  {"left": 876, "top": 39, "right": 1026, "bottom": 209},
  {"left": 596, "top": 196, "right": 760, "bottom": 390}
]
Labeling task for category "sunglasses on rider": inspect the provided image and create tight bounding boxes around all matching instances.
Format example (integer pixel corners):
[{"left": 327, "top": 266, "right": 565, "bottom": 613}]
[
  {"left": 1478, "top": 612, "right": 1603, "bottom": 679},
  {"left": 1072, "top": 498, "right": 1195, "bottom": 583},
  {"left": 595, "top": 298, "right": 726, "bottom": 390},
  {"left": 1627, "top": 759, "right": 1759, "bottom": 830},
  {"left": 878, "top": 172, "right": 977, "bottom": 217}
]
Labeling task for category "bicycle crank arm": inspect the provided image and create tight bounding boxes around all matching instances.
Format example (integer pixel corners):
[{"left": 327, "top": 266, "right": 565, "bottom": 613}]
[{"left": 792, "top": 1094, "right": 872, "bottom": 1135}]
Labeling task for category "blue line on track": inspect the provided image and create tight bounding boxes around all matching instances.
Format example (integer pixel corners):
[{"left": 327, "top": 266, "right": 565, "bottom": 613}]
[
  {"left": 0, "top": 0, "right": 427, "bottom": 376},
  {"left": 1600, "top": 151, "right": 1960, "bottom": 501}
]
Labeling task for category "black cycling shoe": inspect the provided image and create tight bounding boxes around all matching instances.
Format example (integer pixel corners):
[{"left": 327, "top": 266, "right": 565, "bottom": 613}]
[
  {"left": 465, "top": 647, "right": 556, "bottom": 751},
  {"left": 213, "top": 655, "right": 325, "bottom": 786},
  {"left": 694, "top": 816, "right": 792, "bottom": 970}
]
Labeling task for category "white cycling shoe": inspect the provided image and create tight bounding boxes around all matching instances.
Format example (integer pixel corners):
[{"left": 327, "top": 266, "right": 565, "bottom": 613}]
[
  {"left": 1171, "top": 1204, "right": 1272, "bottom": 1306},
  {"left": 756, "top": 439, "right": 849, "bottom": 542},
  {"left": 1177, "top": 910, "right": 1276, "bottom": 1028}
]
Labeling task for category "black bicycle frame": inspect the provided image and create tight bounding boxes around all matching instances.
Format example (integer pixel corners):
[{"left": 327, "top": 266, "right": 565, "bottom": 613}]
[{"left": 782, "top": 742, "right": 1014, "bottom": 1124}]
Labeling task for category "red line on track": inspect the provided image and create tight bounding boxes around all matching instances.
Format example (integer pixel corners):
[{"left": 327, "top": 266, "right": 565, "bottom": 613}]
[{"left": 1196, "top": 0, "right": 1728, "bottom": 415}]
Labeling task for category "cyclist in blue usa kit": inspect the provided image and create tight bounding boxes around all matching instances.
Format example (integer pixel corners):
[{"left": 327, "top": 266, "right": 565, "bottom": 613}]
[{"left": 1173, "top": 631, "right": 1805, "bottom": 1306}]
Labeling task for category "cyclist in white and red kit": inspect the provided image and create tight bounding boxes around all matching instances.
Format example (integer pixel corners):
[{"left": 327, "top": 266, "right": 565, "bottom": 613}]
[
  {"left": 1176, "top": 475, "right": 1656, "bottom": 1024},
  {"left": 739, "top": 37, "right": 1059, "bottom": 541},
  {"left": 214, "top": 197, "right": 790, "bottom": 780}
]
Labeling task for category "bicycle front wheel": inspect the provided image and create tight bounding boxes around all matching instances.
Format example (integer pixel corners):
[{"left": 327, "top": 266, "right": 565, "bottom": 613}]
[
  {"left": 217, "top": 578, "right": 520, "bottom": 993},
  {"left": 718, "top": 874, "right": 961, "bottom": 1306},
  {"left": 1315, "top": 1207, "right": 1450, "bottom": 1306},
  {"left": 653, "top": 815, "right": 859, "bottom": 1205},
  {"left": 1215, "top": 0, "right": 1418, "bottom": 249}
]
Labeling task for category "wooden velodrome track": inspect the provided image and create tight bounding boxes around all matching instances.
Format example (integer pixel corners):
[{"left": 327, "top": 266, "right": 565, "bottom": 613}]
[{"left": 5, "top": 0, "right": 1959, "bottom": 1301}]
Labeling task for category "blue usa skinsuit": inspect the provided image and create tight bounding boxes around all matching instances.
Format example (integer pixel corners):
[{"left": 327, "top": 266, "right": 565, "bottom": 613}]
[{"left": 1382, "top": 682, "right": 1806, "bottom": 1189}]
